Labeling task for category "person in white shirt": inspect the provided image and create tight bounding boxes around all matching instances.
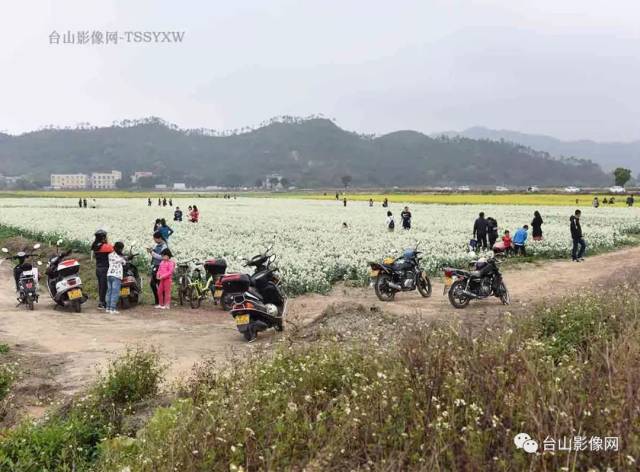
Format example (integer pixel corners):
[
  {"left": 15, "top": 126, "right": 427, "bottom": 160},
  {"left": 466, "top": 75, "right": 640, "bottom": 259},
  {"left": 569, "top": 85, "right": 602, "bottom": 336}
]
[
  {"left": 386, "top": 211, "right": 395, "bottom": 231},
  {"left": 106, "top": 241, "right": 127, "bottom": 314}
]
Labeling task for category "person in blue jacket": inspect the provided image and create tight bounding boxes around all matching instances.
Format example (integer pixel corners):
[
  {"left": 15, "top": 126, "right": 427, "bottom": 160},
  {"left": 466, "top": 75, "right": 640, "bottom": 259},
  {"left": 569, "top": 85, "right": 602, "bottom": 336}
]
[{"left": 512, "top": 224, "right": 529, "bottom": 256}]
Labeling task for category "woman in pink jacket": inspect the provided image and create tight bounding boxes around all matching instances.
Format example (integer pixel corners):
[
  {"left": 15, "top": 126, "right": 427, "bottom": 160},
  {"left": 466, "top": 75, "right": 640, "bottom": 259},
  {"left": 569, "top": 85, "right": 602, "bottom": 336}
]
[{"left": 156, "top": 248, "right": 176, "bottom": 309}]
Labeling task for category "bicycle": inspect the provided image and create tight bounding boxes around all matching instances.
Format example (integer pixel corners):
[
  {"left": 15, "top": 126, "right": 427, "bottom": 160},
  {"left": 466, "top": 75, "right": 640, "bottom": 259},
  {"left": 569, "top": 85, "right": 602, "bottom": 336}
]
[
  {"left": 187, "top": 265, "right": 216, "bottom": 309},
  {"left": 177, "top": 259, "right": 202, "bottom": 306}
]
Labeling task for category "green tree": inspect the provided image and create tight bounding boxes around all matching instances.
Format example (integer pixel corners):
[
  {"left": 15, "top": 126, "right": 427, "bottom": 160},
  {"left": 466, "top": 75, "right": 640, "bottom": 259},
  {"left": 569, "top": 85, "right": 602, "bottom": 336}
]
[
  {"left": 341, "top": 175, "right": 352, "bottom": 189},
  {"left": 280, "top": 178, "right": 290, "bottom": 188},
  {"left": 613, "top": 167, "right": 632, "bottom": 187}
]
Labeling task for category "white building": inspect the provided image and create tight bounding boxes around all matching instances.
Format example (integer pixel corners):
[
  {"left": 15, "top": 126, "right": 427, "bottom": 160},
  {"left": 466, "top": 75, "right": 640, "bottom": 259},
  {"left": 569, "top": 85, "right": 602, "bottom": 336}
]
[
  {"left": 51, "top": 174, "right": 89, "bottom": 189},
  {"left": 131, "top": 171, "right": 153, "bottom": 183},
  {"left": 173, "top": 183, "right": 187, "bottom": 190},
  {"left": 91, "top": 170, "right": 122, "bottom": 189},
  {"left": 264, "top": 173, "right": 283, "bottom": 189}
]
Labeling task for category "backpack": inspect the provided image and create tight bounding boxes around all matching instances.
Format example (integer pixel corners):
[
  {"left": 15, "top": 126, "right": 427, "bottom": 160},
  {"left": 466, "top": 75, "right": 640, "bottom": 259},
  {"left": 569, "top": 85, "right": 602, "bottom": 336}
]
[{"left": 388, "top": 219, "right": 395, "bottom": 229}]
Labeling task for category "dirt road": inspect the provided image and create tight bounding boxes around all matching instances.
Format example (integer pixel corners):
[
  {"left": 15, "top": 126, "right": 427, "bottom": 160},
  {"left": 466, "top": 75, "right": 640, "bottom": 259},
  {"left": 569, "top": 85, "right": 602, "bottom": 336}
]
[{"left": 1, "top": 246, "right": 639, "bottom": 419}]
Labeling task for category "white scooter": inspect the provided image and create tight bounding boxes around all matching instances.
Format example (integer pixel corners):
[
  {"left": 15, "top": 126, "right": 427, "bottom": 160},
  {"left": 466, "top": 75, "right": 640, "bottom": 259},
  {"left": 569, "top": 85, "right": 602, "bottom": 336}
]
[{"left": 45, "top": 239, "right": 87, "bottom": 312}]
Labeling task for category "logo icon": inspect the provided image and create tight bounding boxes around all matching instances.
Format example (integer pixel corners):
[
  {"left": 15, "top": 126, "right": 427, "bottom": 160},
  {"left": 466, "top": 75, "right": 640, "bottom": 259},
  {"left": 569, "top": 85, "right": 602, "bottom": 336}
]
[{"left": 514, "top": 433, "right": 539, "bottom": 453}]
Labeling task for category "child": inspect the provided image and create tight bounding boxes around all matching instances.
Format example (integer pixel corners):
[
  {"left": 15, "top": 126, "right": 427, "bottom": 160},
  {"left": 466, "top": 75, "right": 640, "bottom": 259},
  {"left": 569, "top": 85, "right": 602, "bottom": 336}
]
[
  {"left": 106, "top": 241, "right": 127, "bottom": 314},
  {"left": 386, "top": 211, "right": 395, "bottom": 231},
  {"left": 190, "top": 205, "right": 200, "bottom": 223},
  {"left": 156, "top": 248, "right": 176, "bottom": 309},
  {"left": 493, "top": 230, "right": 512, "bottom": 255}
]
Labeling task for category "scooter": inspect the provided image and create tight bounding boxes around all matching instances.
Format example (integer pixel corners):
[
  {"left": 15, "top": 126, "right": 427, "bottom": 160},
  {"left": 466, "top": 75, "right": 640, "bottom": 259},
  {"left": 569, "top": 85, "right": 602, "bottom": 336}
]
[
  {"left": 46, "top": 239, "right": 87, "bottom": 312},
  {"left": 119, "top": 244, "right": 141, "bottom": 309},
  {"left": 226, "top": 248, "right": 286, "bottom": 342},
  {"left": 2, "top": 243, "right": 42, "bottom": 310}
]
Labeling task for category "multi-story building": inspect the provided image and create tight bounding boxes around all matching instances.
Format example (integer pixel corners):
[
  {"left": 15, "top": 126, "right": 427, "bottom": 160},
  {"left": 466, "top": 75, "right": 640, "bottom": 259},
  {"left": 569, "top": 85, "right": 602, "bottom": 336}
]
[
  {"left": 131, "top": 171, "right": 153, "bottom": 183},
  {"left": 91, "top": 170, "right": 122, "bottom": 189},
  {"left": 50, "top": 174, "right": 89, "bottom": 189}
]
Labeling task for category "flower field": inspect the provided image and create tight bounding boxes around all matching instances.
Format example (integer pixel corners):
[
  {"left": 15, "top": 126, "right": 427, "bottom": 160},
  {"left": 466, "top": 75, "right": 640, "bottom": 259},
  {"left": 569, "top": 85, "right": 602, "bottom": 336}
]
[{"left": 0, "top": 198, "right": 638, "bottom": 294}]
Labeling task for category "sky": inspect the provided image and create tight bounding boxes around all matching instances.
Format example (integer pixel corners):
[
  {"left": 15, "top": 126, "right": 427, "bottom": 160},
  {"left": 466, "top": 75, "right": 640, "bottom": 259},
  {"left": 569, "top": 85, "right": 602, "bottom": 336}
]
[{"left": 0, "top": 0, "right": 639, "bottom": 141}]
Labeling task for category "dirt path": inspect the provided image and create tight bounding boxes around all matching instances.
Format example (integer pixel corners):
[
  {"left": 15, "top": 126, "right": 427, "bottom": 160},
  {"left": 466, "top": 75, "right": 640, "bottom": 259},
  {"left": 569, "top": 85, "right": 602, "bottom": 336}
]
[{"left": 1, "top": 246, "right": 639, "bottom": 419}]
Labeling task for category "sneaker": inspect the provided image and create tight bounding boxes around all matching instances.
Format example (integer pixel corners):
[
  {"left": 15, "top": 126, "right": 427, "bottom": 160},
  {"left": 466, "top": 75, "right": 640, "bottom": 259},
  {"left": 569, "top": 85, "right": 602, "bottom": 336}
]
[
  {"left": 579, "top": 258, "right": 585, "bottom": 262},
  {"left": 163, "top": 305, "right": 170, "bottom": 310},
  {"left": 111, "top": 310, "right": 120, "bottom": 314},
  {"left": 97, "top": 304, "right": 106, "bottom": 310},
  {"left": 154, "top": 305, "right": 163, "bottom": 309}
]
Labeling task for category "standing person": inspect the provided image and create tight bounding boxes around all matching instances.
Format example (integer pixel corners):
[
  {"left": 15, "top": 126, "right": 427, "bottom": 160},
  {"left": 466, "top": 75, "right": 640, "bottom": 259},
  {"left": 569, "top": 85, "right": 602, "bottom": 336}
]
[
  {"left": 486, "top": 216, "right": 499, "bottom": 248},
  {"left": 343, "top": 197, "right": 347, "bottom": 207},
  {"left": 91, "top": 198, "right": 96, "bottom": 209},
  {"left": 156, "top": 248, "right": 176, "bottom": 310},
  {"left": 369, "top": 198, "right": 374, "bottom": 207},
  {"left": 153, "top": 218, "right": 162, "bottom": 233},
  {"left": 473, "top": 212, "right": 488, "bottom": 250},
  {"left": 190, "top": 205, "right": 200, "bottom": 223},
  {"left": 169, "top": 198, "right": 173, "bottom": 207},
  {"left": 592, "top": 197, "right": 599, "bottom": 208},
  {"left": 158, "top": 198, "right": 161, "bottom": 206},
  {"left": 335, "top": 192, "right": 339, "bottom": 200},
  {"left": 105, "top": 241, "right": 127, "bottom": 314},
  {"left": 512, "top": 225, "right": 529, "bottom": 256},
  {"left": 386, "top": 211, "right": 395, "bottom": 231},
  {"left": 570, "top": 209, "right": 586, "bottom": 262},
  {"left": 382, "top": 198, "right": 388, "bottom": 208},
  {"left": 158, "top": 218, "right": 174, "bottom": 241},
  {"left": 148, "top": 198, "right": 152, "bottom": 207},
  {"left": 78, "top": 198, "right": 82, "bottom": 208},
  {"left": 627, "top": 195, "right": 635, "bottom": 207},
  {"left": 400, "top": 206, "right": 412, "bottom": 230},
  {"left": 162, "top": 197, "right": 167, "bottom": 207},
  {"left": 91, "top": 229, "right": 113, "bottom": 310},
  {"left": 147, "top": 232, "right": 168, "bottom": 307},
  {"left": 83, "top": 198, "right": 87, "bottom": 208},
  {"left": 174, "top": 206, "right": 183, "bottom": 222},
  {"left": 531, "top": 211, "right": 544, "bottom": 241}
]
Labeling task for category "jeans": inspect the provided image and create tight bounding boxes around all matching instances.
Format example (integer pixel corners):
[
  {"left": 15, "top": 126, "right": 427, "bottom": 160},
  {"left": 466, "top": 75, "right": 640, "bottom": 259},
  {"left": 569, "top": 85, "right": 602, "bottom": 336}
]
[
  {"left": 96, "top": 266, "right": 109, "bottom": 306},
  {"left": 514, "top": 244, "right": 526, "bottom": 256},
  {"left": 106, "top": 276, "right": 121, "bottom": 311},
  {"left": 572, "top": 238, "right": 586, "bottom": 260}
]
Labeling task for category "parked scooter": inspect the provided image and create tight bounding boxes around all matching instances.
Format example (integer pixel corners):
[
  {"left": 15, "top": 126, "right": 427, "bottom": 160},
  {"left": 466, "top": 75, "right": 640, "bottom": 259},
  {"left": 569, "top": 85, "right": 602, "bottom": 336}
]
[
  {"left": 46, "top": 239, "right": 87, "bottom": 312},
  {"left": 119, "top": 243, "right": 141, "bottom": 309},
  {"left": 226, "top": 247, "right": 286, "bottom": 342},
  {"left": 2, "top": 243, "right": 41, "bottom": 310}
]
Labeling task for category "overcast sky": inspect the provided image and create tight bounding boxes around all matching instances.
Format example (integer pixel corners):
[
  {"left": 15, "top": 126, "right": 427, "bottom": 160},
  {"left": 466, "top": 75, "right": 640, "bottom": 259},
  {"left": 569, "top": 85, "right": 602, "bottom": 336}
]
[{"left": 1, "top": 0, "right": 639, "bottom": 141}]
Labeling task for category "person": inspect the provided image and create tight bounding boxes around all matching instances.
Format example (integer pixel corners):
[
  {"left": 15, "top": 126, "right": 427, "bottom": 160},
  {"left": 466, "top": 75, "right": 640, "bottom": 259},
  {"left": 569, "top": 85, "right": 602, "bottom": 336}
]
[
  {"left": 342, "top": 222, "right": 348, "bottom": 229},
  {"left": 382, "top": 198, "right": 388, "bottom": 208},
  {"left": 400, "top": 206, "right": 412, "bottom": 230},
  {"left": 91, "top": 229, "right": 113, "bottom": 309},
  {"left": 91, "top": 198, "right": 96, "bottom": 209},
  {"left": 486, "top": 216, "right": 498, "bottom": 248},
  {"left": 369, "top": 198, "right": 374, "bottom": 207},
  {"left": 386, "top": 211, "right": 395, "bottom": 231},
  {"left": 158, "top": 218, "right": 174, "bottom": 241},
  {"left": 335, "top": 192, "right": 339, "bottom": 200},
  {"left": 83, "top": 198, "right": 87, "bottom": 208},
  {"left": 156, "top": 248, "right": 176, "bottom": 309},
  {"left": 512, "top": 225, "right": 529, "bottom": 256},
  {"left": 169, "top": 198, "right": 173, "bottom": 206},
  {"left": 627, "top": 195, "right": 635, "bottom": 207},
  {"left": 174, "top": 206, "right": 183, "bottom": 222},
  {"left": 147, "top": 232, "right": 168, "bottom": 306},
  {"left": 78, "top": 198, "right": 83, "bottom": 208},
  {"left": 106, "top": 241, "right": 127, "bottom": 314},
  {"left": 158, "top": 198, "right": 161, "bottom": 206},
  {"left": 343, "top": 197, "right": 347, "bottom": 207},
  {"left": 188, "top": 205, "right": 193, "bottom": 213},
  {"left": 592, "top": 197, "right": 599, "bottom": 208},
  {"left": 190, "top": 205, "right": 200, "bottom": 223},
  {"left": 473, "top": 212, "right": 488, "bottom": 250},
  {"left": 610, "top": 196, "right": 616, "bottom": 205},
  {"left": 531, "top": 211, "right": 544, "bottom": 241},
  {"left": 153, "top": 218, "right": 162, "bottom": 233},
  {"left": 570, "top": 209, "right": 586, "bottom": 262},
  {"left": 602, "top": 197, "right": 609, "bottom": 205},
  {"left": 162, "top": 197, "right": 167, "bottom": 207},
  {"left": 148, "top": 198, "right": 152, "bottom": 207},
  {"left": 499, "top": 230, "right": 513, "bottom": 255}
]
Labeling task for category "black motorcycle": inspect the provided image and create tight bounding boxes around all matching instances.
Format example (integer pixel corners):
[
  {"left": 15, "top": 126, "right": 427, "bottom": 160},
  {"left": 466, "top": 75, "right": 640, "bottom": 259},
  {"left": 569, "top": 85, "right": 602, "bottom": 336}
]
[
  {"left": 119, "top": 247, "right": 142, "bottom": 309},
  {"left": 2, "top": 243, "right": 41, "bottom": 310},
  {"left": 369, "top": 245, "right": 432, "bottom": 301},
  {"left": 444, "top": 256, "right": 510, "bottom": 309},
  {"left": 226, "top": 248, "right": 286, "bottom": 342}
]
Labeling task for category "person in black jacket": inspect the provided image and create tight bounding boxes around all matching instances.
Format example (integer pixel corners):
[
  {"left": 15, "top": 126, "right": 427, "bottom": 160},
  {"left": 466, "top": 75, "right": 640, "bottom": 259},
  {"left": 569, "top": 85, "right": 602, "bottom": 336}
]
[
  {"left": 91, "top": 229, "right": 114, "bottom": 309},
  {"left": 473, "top": 212, "right": 489, "bottom": 250},
  {"left": 531, "top": 211, "right": 544, "bottom": 241},
  {"left": 570, "top": 209, "right": 586, "bottom": 262},
  {"left": 486, "top": 216, "right": 498, "bottom": 248}
]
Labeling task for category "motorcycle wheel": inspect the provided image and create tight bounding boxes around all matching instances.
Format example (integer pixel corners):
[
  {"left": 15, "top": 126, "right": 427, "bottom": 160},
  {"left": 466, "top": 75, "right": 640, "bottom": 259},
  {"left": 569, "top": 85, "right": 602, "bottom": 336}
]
[
  {"left": 274, "top": 318, "right": 284, "bottom": 332},
  {"left": 417, "top": 273, "right": 432, "bottom": 298},
  {"left": 499, "top": 282, "right": 511, "bottom": 305},
  {"left": 221, "top": 292, "right": 234, "bottom": 311},
  {"left": 189, "top": 288, "right": 201, "bottom": 309},
  {"left": 448, "top": 280, "right": 470, "bottom": 309},
  {"left": 72, "top": 299, "right": 82, "bottom": 313},
  {"left": 178, "top": 278, "right": 188, "bottom": 306},
  {"left": 121, "top": 297, "right": 131, "bottom": 310},
  {"left": 26, "top": 293, "right": 34, "bottom": 311},
  {"left": 374, "top": 274, "right": 396, "bottom": 302}
]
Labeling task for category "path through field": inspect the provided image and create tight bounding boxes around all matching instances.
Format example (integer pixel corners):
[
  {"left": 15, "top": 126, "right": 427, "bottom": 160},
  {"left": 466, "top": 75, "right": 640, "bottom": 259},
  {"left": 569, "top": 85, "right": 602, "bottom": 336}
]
[{"left": 0, "top": 246, "right": 638, "bottom": 421}]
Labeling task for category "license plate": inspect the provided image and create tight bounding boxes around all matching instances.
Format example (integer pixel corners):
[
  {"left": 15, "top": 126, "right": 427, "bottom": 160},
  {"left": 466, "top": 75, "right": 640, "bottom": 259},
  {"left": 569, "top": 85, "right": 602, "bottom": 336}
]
[
  {"left": 120, "top": 287, "right": 130, "bottom": 296},
  {"left": 444, "top": 276, "right": 453, "bottom": 288},
  {"left": 68, "top": 289, "right": 82, "bottom": 300},
  {"left": 370, "top": 269, "right": 380, "bottom": 277},
  {"left": 213, "top": 289, "right": 222, "bottom": 298},
  {"left": 235, "top": 314, "right": 250, "bottom": 325}
]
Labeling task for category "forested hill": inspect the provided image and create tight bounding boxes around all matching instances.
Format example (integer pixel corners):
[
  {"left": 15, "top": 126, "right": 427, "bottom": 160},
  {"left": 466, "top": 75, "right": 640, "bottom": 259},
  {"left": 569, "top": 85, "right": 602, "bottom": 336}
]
[{"left": 0, "top": 118, "right": 608, "bottom": 187}]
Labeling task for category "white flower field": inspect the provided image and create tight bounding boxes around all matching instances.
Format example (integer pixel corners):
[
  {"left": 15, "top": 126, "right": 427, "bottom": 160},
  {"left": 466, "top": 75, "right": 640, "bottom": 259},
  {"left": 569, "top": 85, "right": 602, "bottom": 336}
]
[{"left": 0, "top": 197, "right": 638, "bottom": 294}]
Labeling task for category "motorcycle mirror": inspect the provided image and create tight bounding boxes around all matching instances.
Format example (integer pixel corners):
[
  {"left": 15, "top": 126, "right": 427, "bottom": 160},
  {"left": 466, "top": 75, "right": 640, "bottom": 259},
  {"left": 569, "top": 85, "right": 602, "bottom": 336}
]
[
  {"left": 33, "top": 243, "right": 41, "bottom": 250},
  {"left": 37, "top": 261, "right": 43, "bottom": 266},
  {"left": 1, "top": 248, "right": 8, "bottom": 253}
]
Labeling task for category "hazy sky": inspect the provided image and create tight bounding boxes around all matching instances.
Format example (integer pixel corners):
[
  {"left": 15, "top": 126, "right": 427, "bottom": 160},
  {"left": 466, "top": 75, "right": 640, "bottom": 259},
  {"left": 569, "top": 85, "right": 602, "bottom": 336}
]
[{"left": 1, "top": 0, "right": 639, "bottom": 141}]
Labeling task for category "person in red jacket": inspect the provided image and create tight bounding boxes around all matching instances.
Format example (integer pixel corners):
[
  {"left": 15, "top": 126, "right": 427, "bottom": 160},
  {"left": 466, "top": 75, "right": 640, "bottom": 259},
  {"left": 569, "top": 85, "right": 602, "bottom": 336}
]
[
  {"left": 189, "top": 205, "right": 200, "bottom": 223},
  {"left": 91, "top": 229, "right": 113, "bottom": 309}
]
